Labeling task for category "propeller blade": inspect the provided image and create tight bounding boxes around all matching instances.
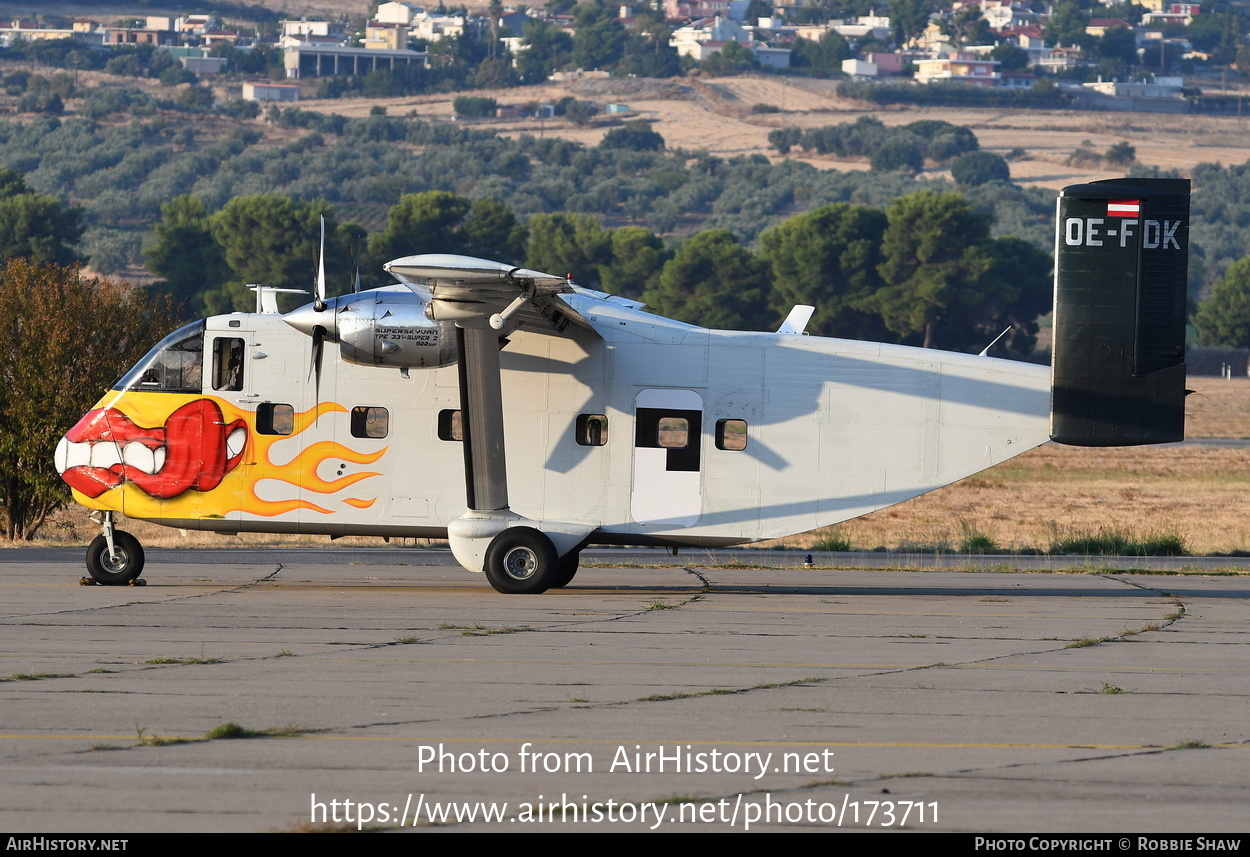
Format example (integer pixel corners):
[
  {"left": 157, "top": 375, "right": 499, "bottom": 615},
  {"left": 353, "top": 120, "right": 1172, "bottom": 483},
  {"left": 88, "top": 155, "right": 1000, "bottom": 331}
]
[
  {"left": 311, "top": 323, "right": 325, "bottom": 402},
  {"left": 314, "top": 216, "right": 327, "bottom": 312},
  {"left": 348, "top": 242, "right": 361, "bottom": 294}
]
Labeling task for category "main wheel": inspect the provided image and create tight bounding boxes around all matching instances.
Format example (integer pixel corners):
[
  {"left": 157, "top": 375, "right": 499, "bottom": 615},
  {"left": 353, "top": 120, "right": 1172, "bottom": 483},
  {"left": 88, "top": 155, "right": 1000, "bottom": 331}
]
[
  {"left": 551, "top": 551, "right": 579, "bottom": 589},
  {"left": 85, "top": 531, "right": 145, "bottom": 585},
  {"left": 483, "top": 528, "right": 557, "bottom": 594}
]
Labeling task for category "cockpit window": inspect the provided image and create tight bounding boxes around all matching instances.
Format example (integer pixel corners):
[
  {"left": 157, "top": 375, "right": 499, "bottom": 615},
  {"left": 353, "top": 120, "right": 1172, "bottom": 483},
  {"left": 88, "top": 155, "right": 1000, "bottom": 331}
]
[{"left": 112, "top": 320, "right": 205, "bottom": 393}]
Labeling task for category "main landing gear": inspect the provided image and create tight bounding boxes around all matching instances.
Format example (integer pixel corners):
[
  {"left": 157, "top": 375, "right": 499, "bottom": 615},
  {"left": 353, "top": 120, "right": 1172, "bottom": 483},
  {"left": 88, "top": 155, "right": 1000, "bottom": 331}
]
[
  {"left": 481, "top": 527, "right": 581, "bottom": 594},
  {"left": 84, "top": 511, "right": 145, "bottom": 585}
]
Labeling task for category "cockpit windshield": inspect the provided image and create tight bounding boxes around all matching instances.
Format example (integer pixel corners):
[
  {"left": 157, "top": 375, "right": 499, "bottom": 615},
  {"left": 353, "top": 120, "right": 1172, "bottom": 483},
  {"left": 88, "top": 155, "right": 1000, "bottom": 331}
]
[{"left": 113, "top": 320, "right": 206, "bottom": 393}]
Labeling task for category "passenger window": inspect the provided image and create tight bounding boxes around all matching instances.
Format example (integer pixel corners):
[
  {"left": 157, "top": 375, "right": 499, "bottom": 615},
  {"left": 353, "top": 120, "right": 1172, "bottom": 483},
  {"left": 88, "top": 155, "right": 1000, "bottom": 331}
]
[
  {"left": 635, "top": 407, "right": 701, "bottom": 472},
  {"left": 212, "top": 337, "right": 244, "bottom": 391},
  {"left": 258, "top": 403, "right": 294, "bottom": 436},
  {"left": 716, "top": 419, "right": 748, "bottom": 451},
  {"left": 438, "top": 409, "right": 462, "bottom": 441},
  {"left": 576, "top": 414, "right": 608, "bottom": 446},
  {"left": 351, "top": 406, "right": 389, "bottom": 439},
  {"left": 657, "top": 417, "right": 689, "bottom": 448}
]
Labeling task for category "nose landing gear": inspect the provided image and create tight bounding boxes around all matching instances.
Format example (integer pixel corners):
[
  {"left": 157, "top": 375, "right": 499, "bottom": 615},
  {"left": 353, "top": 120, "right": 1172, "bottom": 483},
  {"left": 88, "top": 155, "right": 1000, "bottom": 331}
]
[{"left": 83, "top": 511, "right": 145, "bottom": 585}]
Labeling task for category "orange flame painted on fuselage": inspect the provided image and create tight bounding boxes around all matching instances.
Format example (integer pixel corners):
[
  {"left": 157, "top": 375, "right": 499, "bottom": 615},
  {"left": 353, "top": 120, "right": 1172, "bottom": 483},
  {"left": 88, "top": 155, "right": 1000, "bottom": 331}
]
[{"left": 60, "top": 392, "right": 387, "bottom": 523}]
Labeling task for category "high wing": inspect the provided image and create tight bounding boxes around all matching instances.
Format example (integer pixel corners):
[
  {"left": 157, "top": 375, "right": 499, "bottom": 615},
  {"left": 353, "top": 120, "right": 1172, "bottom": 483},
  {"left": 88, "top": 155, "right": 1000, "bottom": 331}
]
[{"left": 384, "top": 253, "right": 647, "bottom": 337}]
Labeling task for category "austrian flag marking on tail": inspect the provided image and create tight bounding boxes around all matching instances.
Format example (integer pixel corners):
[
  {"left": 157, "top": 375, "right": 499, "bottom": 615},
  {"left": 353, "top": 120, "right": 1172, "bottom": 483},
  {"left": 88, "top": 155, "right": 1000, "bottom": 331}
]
[{"left": 1107, "top": 199, "right": 1141, "bottom": 217}]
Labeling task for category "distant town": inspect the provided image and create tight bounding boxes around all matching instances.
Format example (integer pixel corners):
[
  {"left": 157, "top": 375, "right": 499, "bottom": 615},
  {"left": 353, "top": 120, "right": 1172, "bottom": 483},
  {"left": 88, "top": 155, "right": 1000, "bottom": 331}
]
[{"left": 0, "top": 0, "right": 1239, "bottom": 113}]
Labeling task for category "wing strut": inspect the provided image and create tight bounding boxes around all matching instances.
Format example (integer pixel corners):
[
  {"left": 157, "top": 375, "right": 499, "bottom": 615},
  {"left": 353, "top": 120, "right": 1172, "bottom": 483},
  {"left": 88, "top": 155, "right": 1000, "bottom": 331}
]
[{"left": 455, "top": 325, "right": 509, "bottom": 512}]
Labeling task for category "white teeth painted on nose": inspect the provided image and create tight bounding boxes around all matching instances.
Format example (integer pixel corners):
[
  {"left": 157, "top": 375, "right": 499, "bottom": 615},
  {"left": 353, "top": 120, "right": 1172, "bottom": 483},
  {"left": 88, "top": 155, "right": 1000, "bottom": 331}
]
[
  {"left": 54, "top": 437, "right": 68, "bottom": 473},
  {"left": 66, "top": 441, "right": 91, "bottom": 470},
  {"left": 153, "top": 447, "right": 166, "bottom": 473},
  {"left": 226, "top": 428, "right": 246, "bottom": 458},
  {"left": 123, "top": 442, "right": 157, "bottom": 475},
  {"left": 89, "top": 442, "right": 122, "bottom": 469}
]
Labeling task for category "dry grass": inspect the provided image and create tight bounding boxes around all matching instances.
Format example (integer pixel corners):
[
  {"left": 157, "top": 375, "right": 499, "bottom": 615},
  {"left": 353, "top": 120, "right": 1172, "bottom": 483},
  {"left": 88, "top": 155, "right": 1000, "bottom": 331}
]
[
  {"left": 298, "top": 74, "right": 1250, "bottom": 193},
  {"left": 782, "top": 376, "right": 1250, "bottom": 556},
  {"left": 787, "top": 442, "right": 1250, "bottom": 556},
  {"left": 1184, "top": 377, "right": 1250, "bottom": 438}
]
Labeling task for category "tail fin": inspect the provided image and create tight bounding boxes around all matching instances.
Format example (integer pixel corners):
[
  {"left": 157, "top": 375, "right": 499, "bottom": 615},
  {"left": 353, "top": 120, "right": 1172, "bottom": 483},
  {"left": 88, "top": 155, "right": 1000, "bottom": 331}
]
[{"left": 1050, "top": 177, "right": 1189, "bottom": 446}]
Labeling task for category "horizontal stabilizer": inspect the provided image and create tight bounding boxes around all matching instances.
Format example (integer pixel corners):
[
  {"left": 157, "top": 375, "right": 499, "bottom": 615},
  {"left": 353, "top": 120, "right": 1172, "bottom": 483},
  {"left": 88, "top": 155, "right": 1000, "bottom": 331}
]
[{"left": 1050, "top": 178, "right": 1188, "bottom": 446}]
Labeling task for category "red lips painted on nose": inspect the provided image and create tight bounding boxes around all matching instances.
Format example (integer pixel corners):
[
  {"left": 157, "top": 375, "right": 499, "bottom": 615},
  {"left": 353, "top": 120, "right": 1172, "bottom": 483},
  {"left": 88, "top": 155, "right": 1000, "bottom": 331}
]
[{"left": 57, "top": 399, "right": 247, "bottom": 499}]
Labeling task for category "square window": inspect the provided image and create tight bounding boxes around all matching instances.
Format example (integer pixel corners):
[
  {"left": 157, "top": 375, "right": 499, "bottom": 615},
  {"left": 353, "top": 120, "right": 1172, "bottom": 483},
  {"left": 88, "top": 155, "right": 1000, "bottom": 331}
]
[
  {"left": 657, "top": 416, "right": 688, "bottom": 449},
  {"left": 575, "top": 414, "right": 608, "bottom": 446},
  {"left": 716, "top": 419, "right": 748, "bottom": 451},
  {"left": 438, "top": 409, "right": 462, "bottom": 441},
  {"left": 351, "top": 406, "right": 388, "bottom": 439},
  {"left": 257, "top": 403, "right": 294, "bottom": 436}
]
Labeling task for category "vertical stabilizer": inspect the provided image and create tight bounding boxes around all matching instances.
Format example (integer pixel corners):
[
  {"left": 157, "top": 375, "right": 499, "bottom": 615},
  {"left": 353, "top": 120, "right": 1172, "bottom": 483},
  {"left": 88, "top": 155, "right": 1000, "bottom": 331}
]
[{"left": 1050, "top": 177, "right": 1189, "bottom": 446}]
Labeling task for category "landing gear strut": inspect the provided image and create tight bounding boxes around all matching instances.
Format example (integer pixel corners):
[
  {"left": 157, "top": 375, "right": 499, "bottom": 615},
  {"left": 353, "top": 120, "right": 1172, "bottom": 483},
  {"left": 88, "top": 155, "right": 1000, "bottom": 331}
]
[{"left": 84, "top": 511, "right": 145, "bottom": 585}]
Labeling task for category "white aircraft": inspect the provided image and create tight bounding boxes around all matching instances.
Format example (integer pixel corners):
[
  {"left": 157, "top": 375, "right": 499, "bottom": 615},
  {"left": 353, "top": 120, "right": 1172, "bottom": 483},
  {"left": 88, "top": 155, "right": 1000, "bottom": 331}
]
[{"left": 56, "top": 178, "right": 1190, "bottom": 593}]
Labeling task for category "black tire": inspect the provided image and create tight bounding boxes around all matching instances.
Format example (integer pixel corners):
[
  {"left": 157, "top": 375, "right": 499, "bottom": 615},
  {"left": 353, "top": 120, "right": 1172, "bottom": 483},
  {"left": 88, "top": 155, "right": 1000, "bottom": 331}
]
[
  {"left": 483, "top": 528, "right": 557, "bottom": 594},
  {"left": 551, "top": 551, "right": 579, "bottom": 588},
  {"left": 85, "top": 531, "right": 145, "bottom": 585}
]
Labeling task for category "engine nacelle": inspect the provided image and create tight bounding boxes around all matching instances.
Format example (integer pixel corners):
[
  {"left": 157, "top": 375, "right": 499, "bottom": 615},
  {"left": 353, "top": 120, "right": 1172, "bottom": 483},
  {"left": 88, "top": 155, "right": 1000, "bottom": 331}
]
[
  {"left": 337, "top": 289, "right": 457, "bottom": 368},
  {"left": 283, "top": 287, "right": 458, "bottom": 369}
]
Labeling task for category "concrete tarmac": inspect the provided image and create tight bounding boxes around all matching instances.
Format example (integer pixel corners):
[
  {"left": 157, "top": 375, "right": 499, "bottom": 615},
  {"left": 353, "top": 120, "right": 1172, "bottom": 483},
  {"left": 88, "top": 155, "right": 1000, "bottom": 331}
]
[{"left": 2, "top": 548, "right": 1248, "bottom": 833}]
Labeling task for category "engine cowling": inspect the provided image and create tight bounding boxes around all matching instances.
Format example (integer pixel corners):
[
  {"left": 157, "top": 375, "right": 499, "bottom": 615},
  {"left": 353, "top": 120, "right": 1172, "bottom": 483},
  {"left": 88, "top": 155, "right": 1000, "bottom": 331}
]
[{"left": 283, "top": 287, "right": 458, "bottom": 369}]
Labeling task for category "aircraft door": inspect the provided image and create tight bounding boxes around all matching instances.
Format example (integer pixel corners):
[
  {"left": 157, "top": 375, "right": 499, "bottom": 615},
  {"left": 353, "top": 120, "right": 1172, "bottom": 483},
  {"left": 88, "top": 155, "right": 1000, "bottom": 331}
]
[{"left": 630, "top": 389, "right": 703, "bottom": 527}]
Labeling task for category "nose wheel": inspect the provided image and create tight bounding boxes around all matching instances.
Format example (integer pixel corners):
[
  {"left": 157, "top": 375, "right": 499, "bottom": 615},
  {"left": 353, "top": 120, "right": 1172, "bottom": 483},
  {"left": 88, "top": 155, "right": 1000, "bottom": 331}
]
[{"left": 85, "top": 530, "right": 145, "bottom": 585}]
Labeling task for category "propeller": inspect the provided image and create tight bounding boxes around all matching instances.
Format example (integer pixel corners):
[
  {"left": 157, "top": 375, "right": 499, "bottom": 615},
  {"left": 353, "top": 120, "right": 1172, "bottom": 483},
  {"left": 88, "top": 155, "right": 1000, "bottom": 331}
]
[{"left": 307, "top": 217, "right": 328, "bottom": 401}]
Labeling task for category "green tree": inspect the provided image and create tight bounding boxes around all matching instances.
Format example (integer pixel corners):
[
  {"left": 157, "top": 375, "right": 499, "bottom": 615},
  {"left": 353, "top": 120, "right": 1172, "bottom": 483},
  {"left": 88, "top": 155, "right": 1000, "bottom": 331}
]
[
  {"left": 517, "top": 18, "right": 573, "bottom": 83},
  {"left": 890, "top": 0, "right": 932, "bottom": 46},
  {"left": 525, "top": 212, "right": 611, "bottom": 288},
  {"left": 370, "top": 191, "right": 473, "bottom": 264},
  {"left": 1098, "top": 27, "right": 1138, "bottom": 65},
  {"left": 701, "top": 41, "right": 756, "bottom": 75},
  {"left": 1104, "top": 141, "right": 1136, "bottom": 166},
  {"left": 453, "top": 95, "right": 498, "bottom": 117},
  {"left": 967, "top": 235, "right": 1052, "bottom": 356},
  {"left": 0, "top": 168, "right": 28, "bottom": 198},
  {"left": 758, "top": 203, "right": 890, "bottom": 339},
  {"left": 475, "top": 55, "right": 519, "bottom": 88},
  {"left": 951, "top": 151, "right": 1011, "bottom": 186},
  {"left": 208, "top": 195, "right": 344, "bottom": 313},
  {"left": 768, "top": 127, "right": 802, "bottom": 155},
  {"left": 462, "top": 197, "right": 527, "bottom": 262},
  {"left": 145, "top": 195, "right": 231, "bottom": 312},
  {"left": 1195, "top": 257, "right": 1250, "bottom": 347},
  {"left": 990, "top": 43, "right": 1029, "bottom": 72},
  {"left": 644, "top": 230, "right": 771, "bottom": 330},
  {"left": 944, "top": 7, "right": 990, "bottom": 47},
  {"left": 599, "top": 225, "right": 669, "bottom": 299},
  {"left": 0, "top": 259, "right": 180, "bottom": 539},
  {"left": 865, "top": 191, "right": 993, "bottom": 348},
  {"left": 870, "top": 136, "right": 924, "bottom": 173},
  {"left": 571, "top": 1, "right": 627, "bottom": 70},
  {"left": 599, "top": 120, "right": 665, "bottom": 151},
  {"left": 1046, "top": 2, "right": 1092, "bottom": 48},
  {"left": 790, "top": 30, "right": 849, "bottom": 71},
  {"left": 0, "top": 190, "right": 84, "bottom": 266}
]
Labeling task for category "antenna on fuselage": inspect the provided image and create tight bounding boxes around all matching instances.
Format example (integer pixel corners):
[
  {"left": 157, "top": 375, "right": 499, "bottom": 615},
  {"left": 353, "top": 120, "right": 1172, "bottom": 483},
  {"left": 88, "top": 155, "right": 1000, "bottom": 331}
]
[{"left": 978, "top": 326, "right": 1013, "bottom": 357}]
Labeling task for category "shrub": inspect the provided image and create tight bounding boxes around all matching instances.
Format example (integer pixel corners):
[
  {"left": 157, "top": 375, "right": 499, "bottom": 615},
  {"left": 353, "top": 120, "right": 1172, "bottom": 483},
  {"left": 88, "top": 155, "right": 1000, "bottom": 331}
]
[{"left": 951, "top": 151, "right": 1011, "bottom": 186}]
